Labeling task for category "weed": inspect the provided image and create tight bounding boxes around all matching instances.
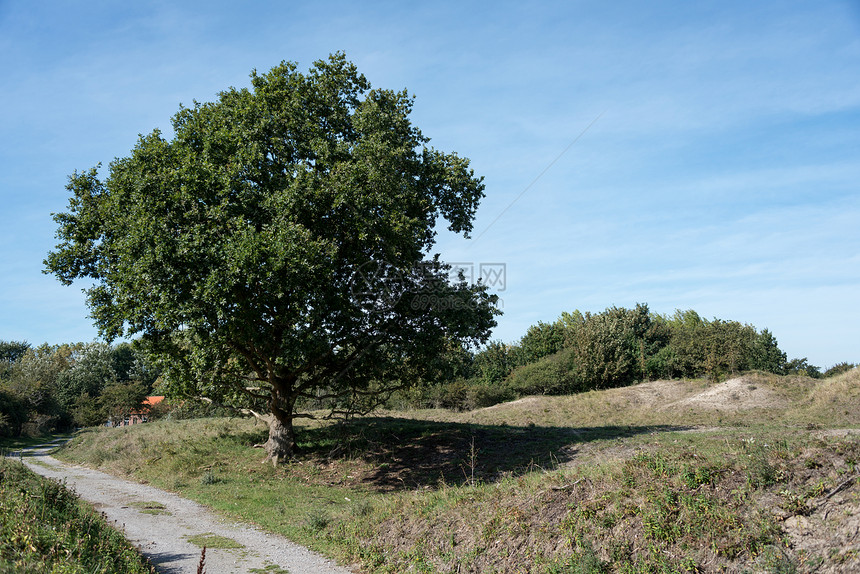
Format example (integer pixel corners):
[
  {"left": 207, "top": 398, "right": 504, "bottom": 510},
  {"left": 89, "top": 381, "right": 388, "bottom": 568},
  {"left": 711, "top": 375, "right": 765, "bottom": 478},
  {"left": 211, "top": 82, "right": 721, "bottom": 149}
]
[
  {"left": 779, "top": 489, "right": 811, "bottom": 516},
  {"left": 546, "top": 539, "right": 608, "bottom": 573},
  {"left": 349, "top": 498, "right": 373, "bottom": 517},
  {"left": 196, "top": 546, "right": 206, "bottom": 574},
  {"left": 304, "top": 509, "right": 332, "bottom": 532},
  {"left": 743, "top": 441, "right": 779, "bottom": 489},
  {"left": 680, "top": 464, "right": 719, "bottom": 489},
  {"left": 757, "top": 545, "right": 798, "bottom": 574},
  {"left": 462, "top": 435, "right": 479, "bottom": 485},
  {"left": 200, "top": 469, "right": 219, "bottom": 485}
]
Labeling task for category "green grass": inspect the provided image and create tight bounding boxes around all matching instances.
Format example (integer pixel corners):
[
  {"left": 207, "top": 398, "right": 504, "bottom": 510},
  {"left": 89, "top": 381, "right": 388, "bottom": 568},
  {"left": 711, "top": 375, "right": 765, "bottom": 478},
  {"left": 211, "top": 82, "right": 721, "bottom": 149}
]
[
  {"left": 184, "top": 532, "right": 244, "bottom": 549},
  {"left": 127, "top": 500, "right": 170, "bottom": 515},
  {"left": 53, "top": 369, "right": 860, "bottom": 572},
  {"left": 0, "top": 457, "right": 155, "bottom": 574}
]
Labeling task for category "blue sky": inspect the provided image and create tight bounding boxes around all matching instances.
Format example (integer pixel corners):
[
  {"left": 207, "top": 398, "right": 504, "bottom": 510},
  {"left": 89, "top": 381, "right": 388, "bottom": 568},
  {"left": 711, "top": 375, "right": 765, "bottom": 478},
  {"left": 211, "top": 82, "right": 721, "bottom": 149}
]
[{"left": 1, "top": 1, "right": 858, "bottom": 368}]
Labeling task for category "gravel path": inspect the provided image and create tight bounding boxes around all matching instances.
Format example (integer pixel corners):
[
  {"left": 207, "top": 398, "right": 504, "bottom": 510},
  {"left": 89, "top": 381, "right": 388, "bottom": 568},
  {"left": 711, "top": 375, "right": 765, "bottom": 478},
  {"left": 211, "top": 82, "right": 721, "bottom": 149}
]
[{"left": 12, "top": 441, "right": 355, "bottom": 574}]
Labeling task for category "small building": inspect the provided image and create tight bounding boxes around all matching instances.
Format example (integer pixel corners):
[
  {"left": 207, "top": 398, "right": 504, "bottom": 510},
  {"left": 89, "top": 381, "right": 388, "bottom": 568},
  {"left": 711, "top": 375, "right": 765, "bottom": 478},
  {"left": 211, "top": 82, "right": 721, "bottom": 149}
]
[{"left": 112, "top": 396, "right": 165, "bottom": 427}]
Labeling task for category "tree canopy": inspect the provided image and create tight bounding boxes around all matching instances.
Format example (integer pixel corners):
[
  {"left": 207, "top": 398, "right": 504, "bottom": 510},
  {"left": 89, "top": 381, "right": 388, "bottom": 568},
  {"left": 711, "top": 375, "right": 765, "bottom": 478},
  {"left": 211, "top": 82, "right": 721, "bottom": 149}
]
[
  {"left": 45, "top": 54, "right": 499, "bottom": 460},
  {"left": 0, "top": 341, "right": 158, "bottom": 436}
]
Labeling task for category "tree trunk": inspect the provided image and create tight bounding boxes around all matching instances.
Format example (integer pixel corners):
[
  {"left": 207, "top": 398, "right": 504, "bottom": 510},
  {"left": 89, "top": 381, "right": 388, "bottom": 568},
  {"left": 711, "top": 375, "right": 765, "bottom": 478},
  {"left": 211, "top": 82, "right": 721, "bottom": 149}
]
[{"left": 263, "top": 403, "right": 297, "bottom": 465}]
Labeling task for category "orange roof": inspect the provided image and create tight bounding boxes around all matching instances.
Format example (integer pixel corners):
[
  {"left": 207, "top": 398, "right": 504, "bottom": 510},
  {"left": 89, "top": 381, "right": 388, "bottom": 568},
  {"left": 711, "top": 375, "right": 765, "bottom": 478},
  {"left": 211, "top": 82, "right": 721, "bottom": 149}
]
[{"left": 143, "top": 396, "right": 165, "bottom": 406}]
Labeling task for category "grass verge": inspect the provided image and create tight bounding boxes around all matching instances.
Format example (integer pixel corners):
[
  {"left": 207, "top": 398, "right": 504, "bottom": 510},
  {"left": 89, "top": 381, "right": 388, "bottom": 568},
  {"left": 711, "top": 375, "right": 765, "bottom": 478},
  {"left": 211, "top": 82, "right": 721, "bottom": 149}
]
[{"left": 0, "top": 457, "right": 155, "bottom": 573}]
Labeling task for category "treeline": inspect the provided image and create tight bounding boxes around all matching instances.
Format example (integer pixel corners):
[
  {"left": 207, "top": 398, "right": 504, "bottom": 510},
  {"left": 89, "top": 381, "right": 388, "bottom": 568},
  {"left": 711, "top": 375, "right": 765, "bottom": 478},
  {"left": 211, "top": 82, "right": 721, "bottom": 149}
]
[
  {"left": 5, "top": 305, "right": 853, "bottom": 431},
  {"left": 411, "top": 304, "right": 854, "bottom": 411},
  {"left": 0, "top": 341, "right": 160, "bottom": 437}
]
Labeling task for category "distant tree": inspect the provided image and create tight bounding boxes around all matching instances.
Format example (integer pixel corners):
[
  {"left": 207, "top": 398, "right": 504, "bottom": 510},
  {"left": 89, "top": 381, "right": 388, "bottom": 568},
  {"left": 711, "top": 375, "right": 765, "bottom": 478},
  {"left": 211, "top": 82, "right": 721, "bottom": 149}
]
[
  {"left": 518, "top": 321, "right": 566, "bottom": 364},
  {"left": 700, "top": 319, "right": 757, "bottom": 380},
  {"left": 748, "top": 329, "right": 787, "bottom": 374},
  {"left": 0, "top": 389, "right": 27, "bottom": 437},
  {"left": 475, "top": 341, "right": 512, "bottom": 383},
  {"left": 100, "top": 380, "right": 149, "bottom": 426},
  {"left": 0, "top": 340, "right": 30, "bottom": 373},
  {"left": 507, "top": 347, "right": 577, "bottom": 395},
  {"left": 0, "top": 341, "right": 159, "bottom": 434},
  {"left": 1, "top": 344, "right": 78, "bottom": 433},
  {"left": 45, "top": 54, "right": 498, "bottom": 460},
  {"left": 1, "top": 341, "right": 30, "bottom": 386},
  {"left": 110, "top": 343, "right": 138, "bottom": 383},
  {"left": 656, "top": 311, "right": 786, "bottom": 380},
  {"left": 663, "top": 310, "right": 708, "bottom": 378},
  {"left": 69, "top": 393, "right": 104, "bottom": 428},
  {"left": 823, "top": 362, "right": 856, "bottom": 378},
  {"left": 500, "top": 305, "right": 790, "bottom": 398},
  {"left": 641, "top": 313, "right": 672, "bottom": 379},
  {"left": 567, "top": 304, "right": 655, "bottom": 389},
  {"left": 784, "top": 357, "right": 822, "bottom": 378},
  {"left": 474, "top": 341, "right": 514, "bottom": 384},
  {"left": 438, "top": 341, "right": 478, "bottom": 383},
  {"left": 125, "top": 350, "right": 160, "bottom": 392},
  {"left": 504, "top": 343, "right": 531, "bottom": 372},
  {"left": 56, "top": 343, "right": 118, "bottom": 412},
  {"left": 645, "top": 344, "right": 679, "bottom": 380},
  {"left": 558, "top": 309, "right": 585, "bottom": 340}
]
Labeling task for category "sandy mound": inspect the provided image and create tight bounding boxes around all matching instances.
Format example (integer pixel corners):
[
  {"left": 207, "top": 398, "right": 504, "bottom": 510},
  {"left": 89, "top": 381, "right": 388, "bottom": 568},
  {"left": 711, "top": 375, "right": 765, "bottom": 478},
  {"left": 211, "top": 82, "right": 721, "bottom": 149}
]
[
  {"left": 664, "top": 377, "right": 787, "bottom": 412},
  {"left": 476, "top": 381, "right": 689, "bottom": 413},
  {"left": 612, "top": 379, "right": 691, "bottom": 408},
  {"left": 478, "top": 396, "right": 543, "bottom": 411},
  {"left": 475, "top": 377, "right": 788, "bottom": 415}
]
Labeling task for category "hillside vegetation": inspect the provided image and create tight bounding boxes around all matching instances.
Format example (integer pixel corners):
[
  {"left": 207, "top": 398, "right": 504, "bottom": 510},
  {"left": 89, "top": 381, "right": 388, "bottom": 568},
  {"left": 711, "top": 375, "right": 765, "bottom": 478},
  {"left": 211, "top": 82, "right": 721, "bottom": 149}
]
[
  {"left": 55, "top": 368, "right": 860, "bottom": 573},
  {"left": 392, "top": 305, "right": 849, "bottom": 414}
]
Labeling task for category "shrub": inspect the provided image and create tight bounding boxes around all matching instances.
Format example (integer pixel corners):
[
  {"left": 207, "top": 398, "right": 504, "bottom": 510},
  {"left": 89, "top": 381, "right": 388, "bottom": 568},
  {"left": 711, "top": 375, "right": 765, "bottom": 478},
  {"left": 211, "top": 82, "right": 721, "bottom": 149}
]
[
  {"left": 824, "top": 362, "right": 856, "bottom": 378},
  {"left": 466, "top": 380, "right": 516, "bottom": 409},
  {"left": 507, "top": 348, "right": 577, "bottom": 395}
]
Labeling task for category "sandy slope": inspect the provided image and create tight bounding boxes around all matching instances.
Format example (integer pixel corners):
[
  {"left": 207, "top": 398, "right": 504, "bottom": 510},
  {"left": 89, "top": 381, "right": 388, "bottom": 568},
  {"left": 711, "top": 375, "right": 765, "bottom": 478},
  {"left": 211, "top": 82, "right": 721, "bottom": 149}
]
[
  {"left": 662, "top": 376, "right": 788, "bottom": 412},
  {"left": 14, "top": 442, "right": 353, "bottom": 574}
]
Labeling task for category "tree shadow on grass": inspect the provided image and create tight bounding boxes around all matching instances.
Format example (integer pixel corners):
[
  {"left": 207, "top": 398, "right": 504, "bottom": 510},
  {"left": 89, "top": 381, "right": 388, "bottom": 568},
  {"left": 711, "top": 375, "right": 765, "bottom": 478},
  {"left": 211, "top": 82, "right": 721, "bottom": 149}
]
[{"left": 295, "top": 417, "right": 693, "bottom": 492}]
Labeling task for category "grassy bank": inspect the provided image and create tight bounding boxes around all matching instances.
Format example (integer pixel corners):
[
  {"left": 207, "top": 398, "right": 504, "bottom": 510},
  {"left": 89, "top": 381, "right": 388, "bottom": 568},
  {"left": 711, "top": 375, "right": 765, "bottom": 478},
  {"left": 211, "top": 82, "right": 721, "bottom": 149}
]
[
  {"left": 0, "top": 457, "right": 155, "bottom": 573},
  {"left": 55, "top": 370, "right": 860, "bottom": 572}
]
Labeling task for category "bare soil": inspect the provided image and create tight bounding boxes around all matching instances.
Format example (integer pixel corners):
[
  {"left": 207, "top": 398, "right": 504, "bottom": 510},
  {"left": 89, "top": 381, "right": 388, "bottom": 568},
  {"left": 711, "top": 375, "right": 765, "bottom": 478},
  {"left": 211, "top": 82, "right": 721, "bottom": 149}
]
[{"left": 783, "top": 492, "right": 860, "bottom": 572}]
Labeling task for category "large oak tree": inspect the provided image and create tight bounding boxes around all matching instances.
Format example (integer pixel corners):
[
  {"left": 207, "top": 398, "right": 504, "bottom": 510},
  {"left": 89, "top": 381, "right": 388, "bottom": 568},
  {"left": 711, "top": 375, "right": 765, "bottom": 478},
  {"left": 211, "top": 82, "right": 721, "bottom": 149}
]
[{"left": 46, "top": 54, "right": 499, "bottom": 460}]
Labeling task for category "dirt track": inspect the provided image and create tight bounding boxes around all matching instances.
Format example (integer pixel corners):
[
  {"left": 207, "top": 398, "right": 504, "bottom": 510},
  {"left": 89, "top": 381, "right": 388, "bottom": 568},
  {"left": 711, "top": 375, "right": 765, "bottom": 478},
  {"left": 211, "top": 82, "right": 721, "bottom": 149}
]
[{"left": 13, "top": 441, "right": 353, "bottom": 574}]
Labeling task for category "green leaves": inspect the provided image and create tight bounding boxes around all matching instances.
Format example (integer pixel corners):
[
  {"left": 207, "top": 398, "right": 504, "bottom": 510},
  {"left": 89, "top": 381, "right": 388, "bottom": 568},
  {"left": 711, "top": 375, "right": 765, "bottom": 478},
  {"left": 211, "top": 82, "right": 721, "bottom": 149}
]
[
  {"left": 45, "top": 54, "right": 497, "bottom": 456},
  {"left": 479, "top": 304, "right": 791, "bottom": 399}
]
